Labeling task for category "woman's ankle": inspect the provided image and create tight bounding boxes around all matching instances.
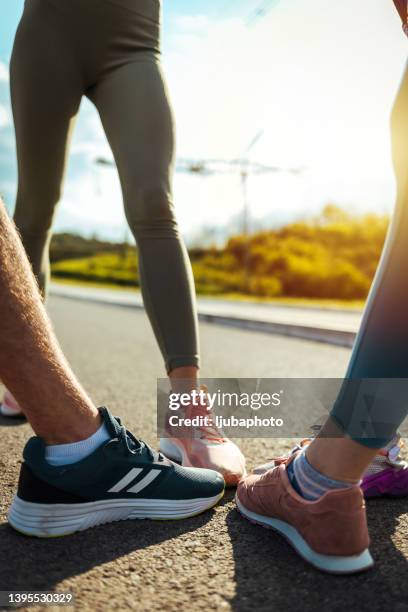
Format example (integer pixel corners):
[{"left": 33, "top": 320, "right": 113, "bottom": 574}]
[
  {"left": 305, "top": 419, "right": 378, "bottom": 484},
  {"left": 169, "top": 366, "right": 199, "bottom": 393}
]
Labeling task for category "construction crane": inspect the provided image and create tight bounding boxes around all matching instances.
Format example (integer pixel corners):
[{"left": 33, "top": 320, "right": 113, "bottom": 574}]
[
  {"left": 93, "top": 1, "right": 288, "bottom": 288},
  {"left": 217, "top": 0, "right": 281, "bottom": 26},
  {"left": 173, "top": 131, "right": 301, "bottom": 289},
  {"left": 95, "top": 132, "right": 302, "bottom": 290},
  {"left": 246, "top": 0, "right": 281, "bottom": 26},
  {"left": 95, "top": 133, "right": 300, "bottom": 241}
]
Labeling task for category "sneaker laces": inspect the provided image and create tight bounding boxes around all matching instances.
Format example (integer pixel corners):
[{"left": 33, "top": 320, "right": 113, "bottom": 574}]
[
  {"left": 273, "top": 438, "right": 309, "bottom": 465},
  {"left": 186, "top": 386, "right": 226, "bottom": 444},
  {"left": 370, "top": 435, "right": 407, "bottom": 473},
  {"left": 115, "top": 416, "right": 163, "bottom": 462}
]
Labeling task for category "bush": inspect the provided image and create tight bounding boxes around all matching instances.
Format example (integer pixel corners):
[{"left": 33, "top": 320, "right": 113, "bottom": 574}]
[{"left": 51, "top": 204, "right": 388, "bottom": 300}]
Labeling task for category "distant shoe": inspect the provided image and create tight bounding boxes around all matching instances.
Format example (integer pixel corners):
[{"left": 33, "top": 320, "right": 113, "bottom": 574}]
[
  {"left": 160, "top": 387, "right": 246, "bottom": 487},
  {"left": 360, "top": 436, "right": 408, "bottom": 498},
  {"left": 253, "top": 438, "right": 310, "bottom": 475},
  {"left": 8, "top": 407, "right": 225, "bottom": 538},
  {"left": 236, "top": 454, "right": 373, "bottom": 574},
  {"left": 0, "top": 390, "right": 24, "bottom": 418},
  {"left": 253, "top": 433, "right": 408, "bottom": 499}
]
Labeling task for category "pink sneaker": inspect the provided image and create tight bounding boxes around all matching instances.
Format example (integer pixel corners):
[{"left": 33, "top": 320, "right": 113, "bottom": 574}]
[
  {"left": 0, "top": 390, "right": 24, "bottom": 418},
  {"left": 253, "top": 434, "right": 408, "bottom": 498},
  {"left": 236, "top": 454, "right": 373, "bottom": 574},
  {"left": 160, "top": 388, "right": 246, "bottom": 487}
]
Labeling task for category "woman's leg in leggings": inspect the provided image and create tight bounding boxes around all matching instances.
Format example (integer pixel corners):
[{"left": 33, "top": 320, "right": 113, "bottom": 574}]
[
  {"left": 88, "top": 59, "right": 199, "bottom": 376},
  {"left": 10, "top": 1, "right": 82, "bottom": 297},
  {"left": 306, "top": 65, "right": 408, "bottom": 479},
  {"left": 328, "top": 64, "right": 408, "bottom": 449}
]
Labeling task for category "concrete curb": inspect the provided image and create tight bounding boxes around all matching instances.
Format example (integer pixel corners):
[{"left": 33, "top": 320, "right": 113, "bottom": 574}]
[{"left": 197, "top": 313, "right": 356, "bottom": 347}]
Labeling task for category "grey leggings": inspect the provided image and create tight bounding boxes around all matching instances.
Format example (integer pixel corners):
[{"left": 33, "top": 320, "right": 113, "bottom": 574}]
[
  {"left": 331, "top": 64, "right": 408, "bottom": 448},
  {"left": 10, "top": 0, "right": 199, "bottom": 373}
]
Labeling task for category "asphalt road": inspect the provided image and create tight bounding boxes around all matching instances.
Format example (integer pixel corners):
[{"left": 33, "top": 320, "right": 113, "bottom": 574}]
[
  {"left": 51, "top": 282, "right": 362, "bottom": 347},
  {"left": 1, "top": 296, "right": 408, "bottom": 612}
]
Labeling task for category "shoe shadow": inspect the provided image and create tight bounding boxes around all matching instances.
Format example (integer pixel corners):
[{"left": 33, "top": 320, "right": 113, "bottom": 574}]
[
  {"left": 0, "top": 510, "right": 215, "bottom": 591},
  {"left": 0, "top": 415, "right": 27, "bottom": 427},
  {"left": 226, "top": 497, "right": 408, "bottom": 612}
]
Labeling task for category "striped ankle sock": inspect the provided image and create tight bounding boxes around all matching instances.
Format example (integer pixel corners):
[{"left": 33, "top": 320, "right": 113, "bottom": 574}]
[{"left": 286, "top": 449, "right": 356, "bottom": 501}]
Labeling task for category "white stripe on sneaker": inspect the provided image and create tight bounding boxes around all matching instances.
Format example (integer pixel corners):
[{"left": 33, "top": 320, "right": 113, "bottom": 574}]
[
  {"left": 108, "top": 468, "right": 143, "bottom": 493},
  {"left": 127, "top": 469, "right": 161, "bottom": 494}
]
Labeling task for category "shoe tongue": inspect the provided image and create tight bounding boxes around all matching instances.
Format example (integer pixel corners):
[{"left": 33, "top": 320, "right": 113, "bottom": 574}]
[
  {"left": 99, "top": 406, "right": 123, "bottom": 439},
  {"left": 98, "top": 407, "right": 146, "bottom": 454}
]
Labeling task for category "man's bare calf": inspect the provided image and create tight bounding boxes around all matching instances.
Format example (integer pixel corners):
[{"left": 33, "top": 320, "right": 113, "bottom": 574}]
[{"left": 0, "top": 200, "right": 100, "bottom": 443}]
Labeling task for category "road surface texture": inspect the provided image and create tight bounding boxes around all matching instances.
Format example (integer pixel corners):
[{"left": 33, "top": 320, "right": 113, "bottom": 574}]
[{"left": 0, "top": 296, "right": 407, "bottom": 612}]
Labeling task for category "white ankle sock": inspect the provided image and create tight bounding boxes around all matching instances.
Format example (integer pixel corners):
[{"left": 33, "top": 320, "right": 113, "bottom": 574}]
[{"left": 45, "top": 423, "right": 111, "bottom": 466}]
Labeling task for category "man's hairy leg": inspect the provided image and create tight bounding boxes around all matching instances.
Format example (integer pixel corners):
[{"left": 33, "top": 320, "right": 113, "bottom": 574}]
[{"left": 0, "top": 200, "right": 100, "bottom": 443}]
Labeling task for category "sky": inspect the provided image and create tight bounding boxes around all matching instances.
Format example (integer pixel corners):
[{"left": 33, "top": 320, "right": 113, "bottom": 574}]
[{"left": 0, "top": 0, "right": 407, "bottom": 244}]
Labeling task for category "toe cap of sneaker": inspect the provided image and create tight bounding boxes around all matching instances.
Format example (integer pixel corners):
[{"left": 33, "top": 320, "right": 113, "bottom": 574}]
[
  {"left": 196, "top": 441, "right": 247, "bottom": 485},
  {"left": 160, "top": 463, "right": 225, "bottom": 500},
  {"left": 236, "top": 474, "right": 262, "bottom": 512}
]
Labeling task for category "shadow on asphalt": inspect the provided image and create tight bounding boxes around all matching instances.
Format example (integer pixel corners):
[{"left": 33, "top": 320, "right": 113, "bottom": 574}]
[
  {"left": 0, "top": 511, "right": 215, "bottom": 591},
  {"left": 226, "top": 497, "right": 408, "bottom": 611}
]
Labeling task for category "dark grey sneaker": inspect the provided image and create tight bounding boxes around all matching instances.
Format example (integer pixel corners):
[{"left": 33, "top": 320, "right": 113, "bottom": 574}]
[{"left": 8, "top": 407, "right": 225, "bottom": 537}]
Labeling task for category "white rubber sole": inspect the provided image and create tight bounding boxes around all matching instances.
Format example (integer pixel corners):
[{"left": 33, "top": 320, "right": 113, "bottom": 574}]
[
  {"left": 235, "top": 496, "right": 374, "bottom": 574},
  {"left": 8, "top": 492, "right": 224, "bottom": 538},
  {"left": 0, "top": 403, "right": 24, "bottom": 418}
]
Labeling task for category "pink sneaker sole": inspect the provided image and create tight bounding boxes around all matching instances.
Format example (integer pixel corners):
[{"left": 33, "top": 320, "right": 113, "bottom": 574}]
[
  {"left": 0, "top": 406, "right": 25, "bottom": 419},
  {"left": 235, "top": 496, "right": 374, "bottom": 574},
  {"left": 0, "top": 397, "right": 25, "bottom": 419},
  {"left": 235, "top": 495, "right": 374, "bottom": 574},
  {"left": 160, "top": 437, "right": 245, "bottom": 487}
]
